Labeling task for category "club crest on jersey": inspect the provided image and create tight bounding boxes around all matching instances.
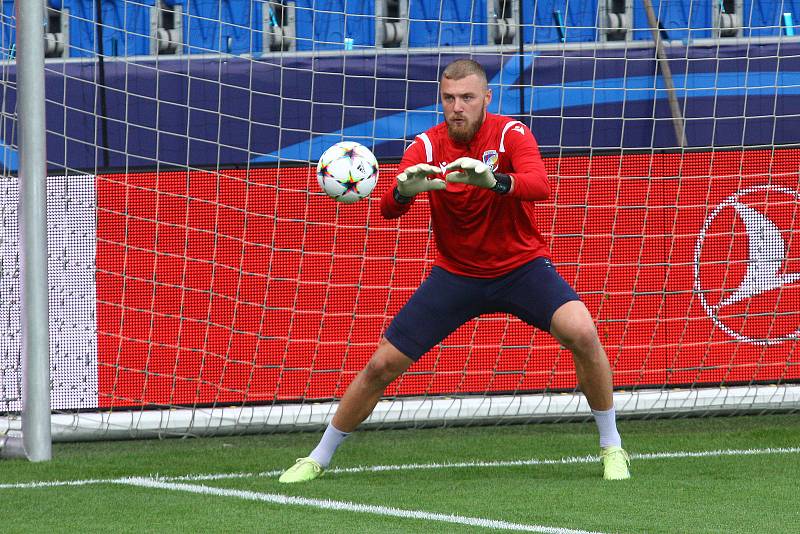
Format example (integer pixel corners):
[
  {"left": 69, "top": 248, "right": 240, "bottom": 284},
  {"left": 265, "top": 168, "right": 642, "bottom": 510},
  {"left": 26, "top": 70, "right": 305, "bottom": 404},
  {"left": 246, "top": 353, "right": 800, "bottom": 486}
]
[{"left": 482, "top": 150, "right": 499, "bottom": 171}]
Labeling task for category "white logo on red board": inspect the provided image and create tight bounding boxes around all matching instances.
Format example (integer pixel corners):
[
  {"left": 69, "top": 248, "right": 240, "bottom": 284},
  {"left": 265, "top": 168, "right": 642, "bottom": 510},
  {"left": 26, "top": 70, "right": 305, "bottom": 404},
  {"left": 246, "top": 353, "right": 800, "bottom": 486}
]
[{"left": 693, "top": 185, "right": 800, "bottom": 345}]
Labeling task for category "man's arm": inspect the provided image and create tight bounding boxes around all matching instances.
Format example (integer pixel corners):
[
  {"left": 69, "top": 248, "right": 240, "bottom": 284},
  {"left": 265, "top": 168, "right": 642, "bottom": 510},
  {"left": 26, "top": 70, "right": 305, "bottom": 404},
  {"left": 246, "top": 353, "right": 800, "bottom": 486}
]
[
  {"left": 500, "top": 122, "right": 549, "bottom": 201},
  {"left": 380, "top": 139, "right": 445, "bottom": 219}
]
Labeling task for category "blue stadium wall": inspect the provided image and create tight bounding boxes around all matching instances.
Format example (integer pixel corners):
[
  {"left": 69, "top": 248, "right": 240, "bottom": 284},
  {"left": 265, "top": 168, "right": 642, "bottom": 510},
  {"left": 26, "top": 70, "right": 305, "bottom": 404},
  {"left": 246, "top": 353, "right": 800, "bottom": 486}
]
[{"left": 1, "top": 42, "right": 800, "bottom": 172}]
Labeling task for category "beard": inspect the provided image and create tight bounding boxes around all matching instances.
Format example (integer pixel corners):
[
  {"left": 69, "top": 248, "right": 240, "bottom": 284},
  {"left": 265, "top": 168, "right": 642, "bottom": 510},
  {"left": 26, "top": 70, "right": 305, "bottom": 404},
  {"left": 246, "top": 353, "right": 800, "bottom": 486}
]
[{"left": 446, "top": 105, "right": 485, "bottom": 144}]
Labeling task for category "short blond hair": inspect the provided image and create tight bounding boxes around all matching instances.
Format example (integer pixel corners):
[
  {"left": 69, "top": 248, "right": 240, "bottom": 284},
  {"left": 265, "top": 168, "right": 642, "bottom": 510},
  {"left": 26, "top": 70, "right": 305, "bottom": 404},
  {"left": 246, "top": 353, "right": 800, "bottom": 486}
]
[{"left": 441, "top": 59, "right": 488, "bottom": 89}]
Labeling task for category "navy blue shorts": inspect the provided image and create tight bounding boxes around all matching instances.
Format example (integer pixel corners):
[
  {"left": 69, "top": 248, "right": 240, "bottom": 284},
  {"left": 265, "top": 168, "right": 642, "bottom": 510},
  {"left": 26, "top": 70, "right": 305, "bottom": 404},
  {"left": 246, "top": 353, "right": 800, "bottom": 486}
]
[{"left": 385, "top": 257, "right": 581, "bottom": 361}]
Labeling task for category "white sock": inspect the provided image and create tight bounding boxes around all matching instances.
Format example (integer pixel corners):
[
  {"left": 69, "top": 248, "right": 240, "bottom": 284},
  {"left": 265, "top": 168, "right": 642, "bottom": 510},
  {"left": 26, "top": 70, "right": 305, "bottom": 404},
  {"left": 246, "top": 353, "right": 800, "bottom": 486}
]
[
  {"left": 308, "top": 423, "right": 350, "bottom": 468},
  {"left": 592, "top": 407, "right": 622, "bottom": 449}
]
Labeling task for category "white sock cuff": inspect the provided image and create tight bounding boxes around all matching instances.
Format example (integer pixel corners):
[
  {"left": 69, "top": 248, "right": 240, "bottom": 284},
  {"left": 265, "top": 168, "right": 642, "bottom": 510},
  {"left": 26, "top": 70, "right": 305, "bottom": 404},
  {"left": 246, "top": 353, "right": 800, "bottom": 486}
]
[
  {"left": 591, "top": 407, "right": 621, "bottom": 449},
  {"left": 309, "top": 422, "right": 351, "bottom": 468},
  {"left": 328, "top": 422, "right": 351, "bottom": 437}
]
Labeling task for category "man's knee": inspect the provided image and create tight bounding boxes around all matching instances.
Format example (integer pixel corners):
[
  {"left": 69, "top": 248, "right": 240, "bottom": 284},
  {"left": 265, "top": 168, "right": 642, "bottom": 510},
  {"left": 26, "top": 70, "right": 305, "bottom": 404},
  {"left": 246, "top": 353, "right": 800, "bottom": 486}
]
[
  {"left": 363, "top": 338, "right": 413, "bottom": 386},
  {"left": 562, "top": 322, "right": 601, "bottom": 355},
  {"left": 550, "top": 302, "right": 602, "bottom": 354}
]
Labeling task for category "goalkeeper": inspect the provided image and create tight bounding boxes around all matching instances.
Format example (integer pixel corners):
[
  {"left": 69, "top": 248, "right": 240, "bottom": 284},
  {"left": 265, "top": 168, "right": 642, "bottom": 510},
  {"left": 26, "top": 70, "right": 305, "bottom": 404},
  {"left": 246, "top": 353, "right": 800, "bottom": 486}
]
[{"left": 280, "top": 59, "right": 630, "bottom": 483}]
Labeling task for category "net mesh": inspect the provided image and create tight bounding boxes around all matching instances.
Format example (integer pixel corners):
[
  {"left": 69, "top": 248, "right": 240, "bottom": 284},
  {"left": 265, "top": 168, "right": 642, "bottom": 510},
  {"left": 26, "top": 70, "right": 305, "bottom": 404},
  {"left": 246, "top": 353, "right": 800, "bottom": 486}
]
[{"left": 1, "top": 1, "right": 799, "bottom": 437}]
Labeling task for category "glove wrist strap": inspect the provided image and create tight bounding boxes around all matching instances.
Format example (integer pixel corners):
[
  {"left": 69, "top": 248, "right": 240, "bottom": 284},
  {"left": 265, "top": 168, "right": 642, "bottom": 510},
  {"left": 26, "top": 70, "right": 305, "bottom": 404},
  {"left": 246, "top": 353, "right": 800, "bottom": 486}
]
[
  {"left": 490, "top": 173, "right": 512, "bottom": 195},
  {"left": 393, "top": 186, "right": 414, "bottom": 204}
]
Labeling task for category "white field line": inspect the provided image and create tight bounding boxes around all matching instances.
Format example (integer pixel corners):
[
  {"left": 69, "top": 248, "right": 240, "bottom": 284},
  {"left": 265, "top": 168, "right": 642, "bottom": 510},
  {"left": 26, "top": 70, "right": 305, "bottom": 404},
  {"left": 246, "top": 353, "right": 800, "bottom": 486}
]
[
  {"left": 1, "top": 446, "right": 798, "bottom": 490},
  {"left": 0, "top": 477, "right": 121, "bottom": 489},
  {"left": 166, "top": 446, "right": 800, "bottom": 482},
  {"left": 117, "top": 477, "right": 604, "bottom": 534}
]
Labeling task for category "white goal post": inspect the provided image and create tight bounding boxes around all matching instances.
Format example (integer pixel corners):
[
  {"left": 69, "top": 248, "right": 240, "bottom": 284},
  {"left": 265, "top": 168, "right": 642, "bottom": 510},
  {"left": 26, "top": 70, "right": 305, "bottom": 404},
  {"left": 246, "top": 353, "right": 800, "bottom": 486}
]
[{"left": 0, "top": 0, "right": 51, "bottom": 460}]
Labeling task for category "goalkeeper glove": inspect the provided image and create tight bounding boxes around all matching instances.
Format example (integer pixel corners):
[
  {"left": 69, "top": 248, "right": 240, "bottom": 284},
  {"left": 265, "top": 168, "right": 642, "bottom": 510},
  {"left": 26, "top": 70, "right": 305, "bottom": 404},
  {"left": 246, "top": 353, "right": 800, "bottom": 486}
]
[
  {"left": 444, "top": 157, "right": 496, "bottom": 189},
  {"left": 395, "top": 163, "right": 446, "bottom": 199},
  {"left": 445, "top": 157, "right": 511, "bottom": 194}
]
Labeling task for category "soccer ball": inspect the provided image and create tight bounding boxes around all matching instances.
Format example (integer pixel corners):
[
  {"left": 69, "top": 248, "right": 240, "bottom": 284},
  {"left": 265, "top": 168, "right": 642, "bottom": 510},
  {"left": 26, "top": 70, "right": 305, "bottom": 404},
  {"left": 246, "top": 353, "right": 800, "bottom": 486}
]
[{"left": 316, "top": 141, "right": 379, "bottom": 204}]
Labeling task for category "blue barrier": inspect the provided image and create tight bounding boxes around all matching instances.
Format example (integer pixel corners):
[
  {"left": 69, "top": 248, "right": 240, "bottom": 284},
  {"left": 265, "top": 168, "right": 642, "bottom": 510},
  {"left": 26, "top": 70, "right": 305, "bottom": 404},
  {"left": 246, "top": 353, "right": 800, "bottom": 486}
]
[{"left": 25, "top": 44, "right": 800, "bottom": 172}]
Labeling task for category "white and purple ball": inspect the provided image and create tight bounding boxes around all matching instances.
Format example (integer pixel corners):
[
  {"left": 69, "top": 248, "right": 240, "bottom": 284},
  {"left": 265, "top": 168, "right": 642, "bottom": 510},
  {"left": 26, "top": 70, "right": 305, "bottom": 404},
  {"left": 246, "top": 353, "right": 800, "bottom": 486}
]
[{"left": 316, "top": 141, "right": 379, "bottom": 204}]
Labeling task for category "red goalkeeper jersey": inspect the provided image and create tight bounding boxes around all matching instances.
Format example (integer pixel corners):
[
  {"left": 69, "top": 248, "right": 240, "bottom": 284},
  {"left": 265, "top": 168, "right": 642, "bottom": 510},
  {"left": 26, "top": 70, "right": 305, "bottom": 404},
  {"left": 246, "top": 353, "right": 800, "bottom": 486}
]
[{"left": 380, "top": 113, "right": 551, "bottom": 278}]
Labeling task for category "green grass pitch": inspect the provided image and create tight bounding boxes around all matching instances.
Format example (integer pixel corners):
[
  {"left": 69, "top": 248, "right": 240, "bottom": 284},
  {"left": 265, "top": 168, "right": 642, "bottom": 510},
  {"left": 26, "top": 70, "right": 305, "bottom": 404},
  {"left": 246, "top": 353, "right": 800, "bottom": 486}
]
[{"left": 1, "top": 413, "right": 798, "bottom": 533}]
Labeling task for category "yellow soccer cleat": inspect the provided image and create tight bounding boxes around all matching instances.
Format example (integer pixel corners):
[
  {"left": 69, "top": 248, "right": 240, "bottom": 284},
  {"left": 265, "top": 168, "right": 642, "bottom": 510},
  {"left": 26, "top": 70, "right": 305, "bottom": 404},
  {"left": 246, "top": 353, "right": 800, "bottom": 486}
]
[
  {"left": 278, "top": 457, "right": 325, "bottom": 484},
  {"left": 600, "top": 446, "right": 631, "bottom": 480}
]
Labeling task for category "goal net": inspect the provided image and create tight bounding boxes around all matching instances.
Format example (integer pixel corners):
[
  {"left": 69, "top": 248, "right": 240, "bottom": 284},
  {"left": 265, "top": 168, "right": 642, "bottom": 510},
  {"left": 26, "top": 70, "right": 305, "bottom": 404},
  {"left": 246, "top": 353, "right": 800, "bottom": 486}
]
[{"left": 1, "top": 0, "right": 799, "bottom": 441}]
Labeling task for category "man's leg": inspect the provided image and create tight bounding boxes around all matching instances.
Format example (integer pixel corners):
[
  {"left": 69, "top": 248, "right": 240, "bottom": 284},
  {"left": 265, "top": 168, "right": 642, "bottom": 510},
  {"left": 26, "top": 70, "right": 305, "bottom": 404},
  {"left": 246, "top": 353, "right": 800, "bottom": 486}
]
[
  {"left": 332, "top": 337, "right": 414, "bottom": 432},
  {"left": 280, "top": 266, "right": 482, "bottom": 483},
  {"left": 549, "top": 301, "right": 613, "bottom": 411},
  {"left": 279, "top": 338, "right": 413, "bottom": 483},
  {"left": 549, "top": 301, "right": 630, "bottom": 480}
]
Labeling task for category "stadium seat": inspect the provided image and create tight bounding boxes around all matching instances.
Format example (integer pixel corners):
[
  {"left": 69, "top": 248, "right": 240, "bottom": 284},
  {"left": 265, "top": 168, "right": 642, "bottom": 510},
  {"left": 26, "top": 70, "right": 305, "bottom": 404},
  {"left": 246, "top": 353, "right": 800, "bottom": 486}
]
[
  {"left": 61, "top": 0, "right": 156, "bottom": 57},
  {"left": 1, "top": 0, "right": 15, "bottom": 60},
  {"left": 408, "top": 0, "right": 487, "bottom": 47},
  {"left": 523, "top": 0, "right": 598, "bottom": 44},
  {"left": 179, "top": 0, "right": 263, "bottom": 55},
  {"left": 631, "top": 0, "right": 712, "bottom": 41},
  {"left": 744, "top": 0, "right": 800, "bottom": 36},
  {"left": 293, "top": 0, "right": 375, "bottom": 51}
]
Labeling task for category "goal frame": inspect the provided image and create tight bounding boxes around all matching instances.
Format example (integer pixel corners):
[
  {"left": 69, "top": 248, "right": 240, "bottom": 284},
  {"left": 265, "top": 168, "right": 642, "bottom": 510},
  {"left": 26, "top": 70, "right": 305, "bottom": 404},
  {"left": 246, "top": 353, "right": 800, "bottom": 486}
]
[{"left": 0, "top": 0, "right": 52, "bottom": 461}]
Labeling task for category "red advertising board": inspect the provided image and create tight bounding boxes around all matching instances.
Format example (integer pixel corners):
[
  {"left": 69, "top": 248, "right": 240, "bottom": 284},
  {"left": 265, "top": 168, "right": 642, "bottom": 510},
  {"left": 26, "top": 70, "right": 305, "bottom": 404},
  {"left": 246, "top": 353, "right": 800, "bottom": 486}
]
[{"left": 96, "top": 148, "right": 800, "bottom": 408}]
